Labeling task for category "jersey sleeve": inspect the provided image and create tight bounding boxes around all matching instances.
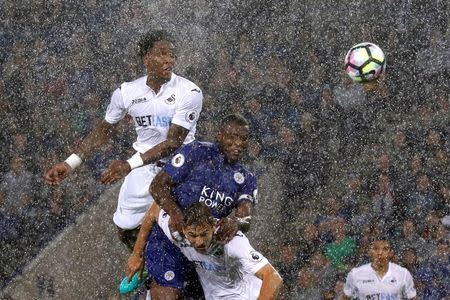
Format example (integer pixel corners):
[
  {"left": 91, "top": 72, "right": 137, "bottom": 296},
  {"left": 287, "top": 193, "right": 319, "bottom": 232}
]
[
  {"left": 343, "top": 269, "right": 357, "bottom": 297},
  {"left": 171, "top": 88, "right": 203, "bottom": 130},
  {"left": 104, "top": 88, "right": 127, "bottom": 124},
  {"left": 163, "top": 143, "right": 199, "bottom": 183},
  {"left": 237, "top": 172, "right": 258, "bottom": 205},
  {"left": 402, "top": 269, "right": 417, "bottom": 299},
  {"left": 226, "top": 233, "right": 269, "bottom": 276}
]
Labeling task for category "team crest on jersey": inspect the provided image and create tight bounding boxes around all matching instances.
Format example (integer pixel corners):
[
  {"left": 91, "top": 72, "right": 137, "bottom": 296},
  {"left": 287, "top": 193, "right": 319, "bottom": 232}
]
[
  {"left": 164, "top": 270, "right": 175, "bottom": 281},
  {"left": 171, "top": 154, "right": 185, "bottom": 167},
  {"left": 185, "top": 111, "right": 197, "bottom": 123},
  {"left": 233, "top": 172, "right": 245, "bottom": 184},
  {"left": 249, "top": 251, "right": 263, "bottom": 262},
  {"left": 165, "top": 94, "right": 176, "bottom": 104}
]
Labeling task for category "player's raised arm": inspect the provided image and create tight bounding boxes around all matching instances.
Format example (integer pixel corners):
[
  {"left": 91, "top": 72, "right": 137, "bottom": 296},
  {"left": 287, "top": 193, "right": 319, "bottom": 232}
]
[
  {"left": 126, "top": 202, "right": 161, "bottom": 282},
  {"left": 100, "top": 123, "right": 189, "bottom": 184},
  {"left": 44, "top": 119, "right": 116, "bottom": 185},
  {"left": 150, "top": 170, "right": 184, "bottom": 235},
  {"left": 255, "top": 263, "right": 283, "bottom": 300}
]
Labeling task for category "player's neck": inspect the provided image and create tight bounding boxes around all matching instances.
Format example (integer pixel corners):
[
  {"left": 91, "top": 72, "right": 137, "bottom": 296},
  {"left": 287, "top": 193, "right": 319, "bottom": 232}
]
[
  {"left": 371, "top": 262, "right": 389, "bottom": 278},
  {"left": 146, "top": 76, "right": 169, "bottom": 94}
]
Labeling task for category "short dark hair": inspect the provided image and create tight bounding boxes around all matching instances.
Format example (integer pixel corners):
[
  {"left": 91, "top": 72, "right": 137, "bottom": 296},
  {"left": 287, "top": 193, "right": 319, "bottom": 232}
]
[
  {"left": 220, "top": 114, "right": 249, "bottom": 129},
  {"left": 369, "top": 235, "right": 394, "bottom": 249},
  {"left": 184, "top": 203, "right": 216, "bottom": 228},
  {"left": 138, "top": 30, "right": 174, "bottom": 58}
]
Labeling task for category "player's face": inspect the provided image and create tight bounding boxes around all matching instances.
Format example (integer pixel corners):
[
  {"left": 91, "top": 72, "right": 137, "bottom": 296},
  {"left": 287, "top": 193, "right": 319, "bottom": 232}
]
[
  {"left": 370, "top": 240, "right": 393, "bottom": 268},
  {"left": 183, "top": 224, "right": 215, "bottom": 253},
  {"left": 217, "top": 123, "right": 250, "bottom": 164},
  {"left": 143, "top": 40, "right": 176, "bottom": 81}
]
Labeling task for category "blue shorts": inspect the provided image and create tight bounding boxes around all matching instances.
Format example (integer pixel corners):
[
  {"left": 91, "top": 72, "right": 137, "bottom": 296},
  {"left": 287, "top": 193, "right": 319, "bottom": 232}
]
[{"left": 146, "top": 224, "right": 197, "bottom": 290}]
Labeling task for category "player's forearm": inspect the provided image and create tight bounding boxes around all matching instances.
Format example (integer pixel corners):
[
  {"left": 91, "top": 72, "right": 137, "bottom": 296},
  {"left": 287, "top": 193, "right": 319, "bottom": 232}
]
[
  {"left": 152, "top": 187, "right": 183, "bottom": 218},
  {"left": 132, "top": 203, "right": 159, "bottom": 257},
  {"left": 140, "top": 124, "right": 188, "bottom": 164},
  {"left": 150, "top": 172, "right": 183, "bottom": 218},
  {"left": 256, "top": 265, "right": 283, "bottom": 300},
  {"left": 77, "top": 120, "right": 114, "bottom": 159},
  {"left": 140, "top": 139, "right": 183, "bottom": 165}
]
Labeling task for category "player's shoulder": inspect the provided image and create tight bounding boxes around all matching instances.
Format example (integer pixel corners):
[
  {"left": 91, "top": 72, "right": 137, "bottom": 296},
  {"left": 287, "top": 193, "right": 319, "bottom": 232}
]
[
  {"left": 180, "top": 140, "right": 214, "bottom": 152},
  {"left": 350, "top": 263, "right": 372, "bottom": 275},
  {"left": 173, "top": 141, "right": 215, "bottom": 160},
  {"left": 226, "top": 232, "right": 266, "bottom": 263},
  {"left": 226, "top": 232, "right": 251, "bottom": 253},
  {"left": 119, "top": 76, "right": 149, "bottom": 96},
  {"left": 170, "top": 73, "right": 202, "bottom": 93},
  {"left": 389, "top": 262, "right": 411, "bottom": 275}
]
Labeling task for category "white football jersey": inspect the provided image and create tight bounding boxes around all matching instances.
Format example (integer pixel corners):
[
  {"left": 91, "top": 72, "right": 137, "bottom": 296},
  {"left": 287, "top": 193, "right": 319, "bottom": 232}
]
[
  {"left": 344, "top": 262, "right": 417, "bottom": 299},
  {"left": 105, "top": 74, "right": 203, "bottom": 154},
  {"left": 158, "top": 211, "right": 269, "bottom": 300}
]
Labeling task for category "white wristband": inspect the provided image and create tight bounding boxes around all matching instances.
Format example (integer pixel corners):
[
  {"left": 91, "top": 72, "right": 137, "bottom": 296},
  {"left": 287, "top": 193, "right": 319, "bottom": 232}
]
[
  {"left": 127, "top": 153, "right": 144, "bottom": 170},
  {"left": 65, "top": 154, "right": 82, "bottom": 170}
]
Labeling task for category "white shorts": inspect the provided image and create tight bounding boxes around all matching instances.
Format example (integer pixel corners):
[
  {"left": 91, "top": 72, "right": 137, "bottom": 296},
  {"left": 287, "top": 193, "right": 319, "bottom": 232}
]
[{"left": 113, "top": 155, "right": 162, "bottom": 230}]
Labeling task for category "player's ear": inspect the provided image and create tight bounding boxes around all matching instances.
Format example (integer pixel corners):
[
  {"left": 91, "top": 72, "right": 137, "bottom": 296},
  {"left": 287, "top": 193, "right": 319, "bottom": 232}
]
[
  {"left": 143, "top": 51, "right": 152, "bottom": 65},
  {"left": 216, "top": 130, "right": 223, "bottom": 142}
]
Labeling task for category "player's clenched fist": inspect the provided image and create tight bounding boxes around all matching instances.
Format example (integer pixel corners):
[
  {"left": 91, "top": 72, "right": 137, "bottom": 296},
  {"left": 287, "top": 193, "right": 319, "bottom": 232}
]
[
  {"left": 100, "top": 160, "right": 131, "bottom": 184},
  {"left": 45, "top": 162, "right": 72, "bottom": 185}
]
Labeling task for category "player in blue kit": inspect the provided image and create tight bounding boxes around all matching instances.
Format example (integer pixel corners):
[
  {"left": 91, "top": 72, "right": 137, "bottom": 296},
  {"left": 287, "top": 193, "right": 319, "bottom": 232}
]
[{"left": 127, "top": 114, "right": 257, "bottom": 299}]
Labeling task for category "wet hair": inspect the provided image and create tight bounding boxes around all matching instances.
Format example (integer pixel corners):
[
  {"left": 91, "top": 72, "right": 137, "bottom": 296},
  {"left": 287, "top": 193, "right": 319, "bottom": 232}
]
[
  {"left": 183, "top": 202, "right": 216, "bottom": 228},
  {"left": 220, "top": 114, "right": 249, "bottom": 129},
  {"left": 138, "top": 30, "right": 175, "bottom": 58}
]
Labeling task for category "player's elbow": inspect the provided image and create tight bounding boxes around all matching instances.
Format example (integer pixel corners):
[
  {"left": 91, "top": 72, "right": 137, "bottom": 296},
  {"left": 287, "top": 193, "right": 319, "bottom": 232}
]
[
  {"left": 150, "top": 172, "right": 172, "bottom": 204},
  {"left": 165, "top": 138, "right": 184, "bottom": 152},
  {"left": 259, "top": 265, "right": 283, "bottom": 289},
  {"left": 150, "top": 173, "right": 162, "bottom": 199}
]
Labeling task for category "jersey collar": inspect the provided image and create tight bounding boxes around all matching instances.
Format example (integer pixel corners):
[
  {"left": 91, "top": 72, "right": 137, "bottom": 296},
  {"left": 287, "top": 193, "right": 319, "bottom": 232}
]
[{"left": 144, "top": 73, "right": 176, "bottom": 95}]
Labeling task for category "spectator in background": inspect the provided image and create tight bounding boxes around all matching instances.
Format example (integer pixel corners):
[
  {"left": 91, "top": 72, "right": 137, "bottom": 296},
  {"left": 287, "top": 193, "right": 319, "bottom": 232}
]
[
  {"left": 0, "top": 156, "right": 35, "bottom": 219},
  {"left": 395, "top": 218, "right": 430, "bottom": 261},
  {"left": 341, "top": 172, "right": 370, "bottom": 221},
  {"left": 296, "top": 223, "right": 324, "bottom": 268},
  {"left": 370, "top": 173, "right": 398, "bottom": 232},
  {"left": 416, "top": 242, "right": 450, "bottom": 299},
  {"left": 404, "top": 173, "right": 441, "bottom": 225},
  {"left": 399, "top": 247, "right": 420, "bottom": 278},
  {"left": 324, "top": 219, "right": 357, "bottom": 272},
  {"left": 308, "top": 250, "right": 339, "bottom": 293},
  {"left": 289, "top": 266, "right": 322, "bottom": 299},
  {"left": 275, "top": 240, "right": 301, "bottom": 297},
  {"left": 315, "top": 196, "right": 348, "bottom": 243}
]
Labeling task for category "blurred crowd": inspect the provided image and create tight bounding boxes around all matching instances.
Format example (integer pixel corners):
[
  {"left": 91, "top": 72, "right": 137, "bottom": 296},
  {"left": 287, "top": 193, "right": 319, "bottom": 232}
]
[{"left": 0, "top": 0, "right": 448, "bottom": 298}]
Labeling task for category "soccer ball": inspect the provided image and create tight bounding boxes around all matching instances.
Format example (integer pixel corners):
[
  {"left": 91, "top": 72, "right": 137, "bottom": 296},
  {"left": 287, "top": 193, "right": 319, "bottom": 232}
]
[{"left": 344, "top": 42, "right": 386, "bottom": 83}]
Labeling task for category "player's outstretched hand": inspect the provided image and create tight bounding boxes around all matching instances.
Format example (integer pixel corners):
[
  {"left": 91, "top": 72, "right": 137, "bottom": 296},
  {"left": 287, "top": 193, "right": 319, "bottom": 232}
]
[
  {"left": 101, "top": 160, "right": 131, "bottom": 184},
  {"left": 44, "top": 162, "right": 72, "bottom": 185},
  {"left": 215, "top": 217, "right": 238, "bottom": 244},
  {"left": 169, "top": 211, "right": 185, "bottom": 241},
  {"left": 126, "top": 253, "right": 144, "bottom": 283}
]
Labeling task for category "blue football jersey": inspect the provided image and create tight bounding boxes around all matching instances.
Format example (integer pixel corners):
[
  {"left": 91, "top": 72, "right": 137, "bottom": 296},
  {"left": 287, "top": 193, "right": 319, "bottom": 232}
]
[{"left": 163, "top": 141, "right": 258, "bottom": 218}]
